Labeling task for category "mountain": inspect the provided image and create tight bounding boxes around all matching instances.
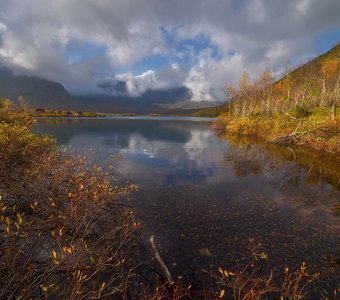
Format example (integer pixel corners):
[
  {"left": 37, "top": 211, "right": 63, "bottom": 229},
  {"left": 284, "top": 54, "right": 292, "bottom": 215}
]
[
  {"left": 0, "top": 67, "right": 221, "bottom": 114},
  {"left": 191, "top": 103, "right": 229, "bottom": 117},
  {"left": 276, "top": 43, "right": 340, "bottom": 87},
  {"left": 73, "top": 87, "right": 198, "bottom": 114},
  {"left": 0, "top": 69, "right": 77, "bottom": 109},
  {"left": 0, "top": 69, "right": 216, "bottom": 113}
]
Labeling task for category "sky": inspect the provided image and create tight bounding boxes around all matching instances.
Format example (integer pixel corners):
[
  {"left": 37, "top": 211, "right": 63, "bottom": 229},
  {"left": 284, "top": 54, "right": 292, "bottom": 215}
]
[{"left": 0, "top": 0, "right": 339, "bottom": 101}]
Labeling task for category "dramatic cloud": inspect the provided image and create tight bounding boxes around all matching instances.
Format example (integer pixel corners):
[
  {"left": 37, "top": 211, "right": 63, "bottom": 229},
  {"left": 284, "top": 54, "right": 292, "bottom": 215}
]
[
  {"left": 114, "top": 63, "right": 188, "bottom": 96},
  {"left": 0, "top": 0, "right": 339, "bottom": 100}
]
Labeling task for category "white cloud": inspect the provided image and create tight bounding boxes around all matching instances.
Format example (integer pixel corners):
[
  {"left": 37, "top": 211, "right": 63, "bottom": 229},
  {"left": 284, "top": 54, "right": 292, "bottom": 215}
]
[{"left": 115, "top": 63, "right": 188, "bottom": 96}]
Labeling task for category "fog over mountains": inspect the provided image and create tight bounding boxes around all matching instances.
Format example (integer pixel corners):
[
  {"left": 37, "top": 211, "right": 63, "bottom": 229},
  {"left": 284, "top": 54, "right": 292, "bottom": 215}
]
[{"left": 0, "top": 67, "right": 217, "bottom": 113}]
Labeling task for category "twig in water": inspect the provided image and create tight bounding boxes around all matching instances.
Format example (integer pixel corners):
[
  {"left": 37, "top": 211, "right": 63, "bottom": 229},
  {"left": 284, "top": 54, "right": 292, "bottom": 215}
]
[{"left": 149, "top": 235, "right": 173, "bottom": 284}]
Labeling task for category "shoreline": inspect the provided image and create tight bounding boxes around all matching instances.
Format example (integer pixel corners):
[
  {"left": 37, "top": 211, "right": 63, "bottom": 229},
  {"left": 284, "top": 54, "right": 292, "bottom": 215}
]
[{"left": 213, "top": 111, "right": 340, "bottom": 156}]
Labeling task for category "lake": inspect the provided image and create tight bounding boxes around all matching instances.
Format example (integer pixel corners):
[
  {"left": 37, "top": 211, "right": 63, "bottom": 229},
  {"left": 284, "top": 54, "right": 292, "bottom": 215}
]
[{"left": 34, "top": 116, "right": 339, "bottom": 293}]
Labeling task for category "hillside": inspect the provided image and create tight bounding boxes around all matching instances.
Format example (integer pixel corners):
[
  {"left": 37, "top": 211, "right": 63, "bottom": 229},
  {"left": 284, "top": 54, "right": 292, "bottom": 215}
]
[
  {"left": 192, "top": 103, "right": 229, "bottom": 117},
  {"left": 196, "top": 44, "right": 340, "bottom": 118},
  {"left": 278, "top": 43, "right": 340, "bottom": 86},
  {"left": 0, "top": 69, "right": 77, "bottom": 109},
  {"left": 213, "top": 43, "right": 340, "bottom": 154}
]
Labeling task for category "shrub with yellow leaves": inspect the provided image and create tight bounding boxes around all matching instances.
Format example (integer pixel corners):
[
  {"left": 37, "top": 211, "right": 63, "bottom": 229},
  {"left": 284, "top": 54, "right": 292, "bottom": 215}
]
[{"left": 0, "top": 110, "right": 139, "bottom": 299}]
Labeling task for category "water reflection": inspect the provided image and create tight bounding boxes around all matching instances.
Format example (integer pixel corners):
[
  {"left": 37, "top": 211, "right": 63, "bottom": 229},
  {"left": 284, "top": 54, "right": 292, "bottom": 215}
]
[
  {"left": 34, "top": 117, "right": 340, "bottom": 291},
  {"left": 223, "top": 135, "right": 340, "bottom": 191}
]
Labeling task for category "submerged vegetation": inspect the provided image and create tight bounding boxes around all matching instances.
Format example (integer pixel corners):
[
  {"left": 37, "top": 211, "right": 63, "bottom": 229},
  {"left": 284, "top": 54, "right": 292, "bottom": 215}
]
[{"left": 213, "top": 44, "right": 340, "bottom": 154}]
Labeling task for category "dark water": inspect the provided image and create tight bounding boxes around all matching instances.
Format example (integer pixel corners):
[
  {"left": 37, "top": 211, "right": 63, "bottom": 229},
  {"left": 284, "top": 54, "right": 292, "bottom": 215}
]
[{"left": 34, "top": 117, "right": 340, "bottom": 293}]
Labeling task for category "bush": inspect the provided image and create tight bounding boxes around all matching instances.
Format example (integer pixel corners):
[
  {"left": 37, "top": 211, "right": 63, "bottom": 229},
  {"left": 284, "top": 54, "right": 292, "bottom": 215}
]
[
  {"left": 0, "top": 111, "right": 139, "bottom": 299},
  {"left": 288, "top": 105, "right": 312, "bottom": 119},
  {"left": 211, "top": 113, "right": 232, "bottom": 134}
]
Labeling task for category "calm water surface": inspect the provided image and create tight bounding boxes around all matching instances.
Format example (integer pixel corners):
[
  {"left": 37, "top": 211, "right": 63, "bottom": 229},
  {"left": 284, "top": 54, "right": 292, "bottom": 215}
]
[{"left": 35, "top": 117, "right": 340, "bottom": 292}]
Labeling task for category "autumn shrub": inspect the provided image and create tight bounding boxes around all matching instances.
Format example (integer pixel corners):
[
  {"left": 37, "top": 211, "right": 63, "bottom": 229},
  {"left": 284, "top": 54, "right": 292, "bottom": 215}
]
[
  {"left": 0, "top": 108, "right": 34, "bottom": 126},
  {"left": 140, "top": 277, "right": 194, "bottom": 300},
  {"left": 216, "top": 262, "right": 320, "bottom": 300},
  {"left": 211, "top": 113, "right": 232, "bottom": 134},
  {"left": 216, "top": 107, "right": 340, "bottom": 154},
  {"left": 225, "top": 117, "right": 274, "bottom": 138},
  {"left": 287, "top": 105, "right": 312, "bottom": 119},
  {"left": 0, "top": 111, "right": 139, "bottom": 299},
  {"left": 213, "top": 239, "right": 323, "bottom": 300}
]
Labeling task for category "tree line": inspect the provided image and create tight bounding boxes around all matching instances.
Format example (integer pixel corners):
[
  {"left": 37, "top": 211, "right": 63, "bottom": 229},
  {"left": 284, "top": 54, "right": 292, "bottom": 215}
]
[{"left": 224, "top": 51, "right": 339, "bottom": 120}]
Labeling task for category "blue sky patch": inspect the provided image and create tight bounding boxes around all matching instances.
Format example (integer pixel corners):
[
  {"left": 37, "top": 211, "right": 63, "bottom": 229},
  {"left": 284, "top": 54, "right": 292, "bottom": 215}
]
[
  {"left": 314, "top": 27, "right": 340, "bottom": 54},
  {"left": 65, "top": 41, "right": 107, "bottom": 64}
]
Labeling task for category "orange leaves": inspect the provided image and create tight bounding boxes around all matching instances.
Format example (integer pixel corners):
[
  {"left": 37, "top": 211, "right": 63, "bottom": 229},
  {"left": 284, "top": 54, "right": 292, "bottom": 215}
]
[
  {"left": 29, "top": 201, "right": 38, "bottom": 210},
  {"left": 76, "top": 270, "right": 87, "bottom": 282},
  {"left": 218, "top": 266, "right": 235, "bottom": 278},
  {"left": 1, "top": 215, "right": 11, "bottom": 234},
  {"left": 62, "top": 245, "right": 74, "bottom": 255},
  {"left": 0, "top": 195, "right": 6, "bottom": 212},
  {"left": 99, "top": 282, "right": 106, "bottom": 292},
  {"left": 51, "top": 250, "right": 59, "bottom": 265},
  {"left": 40, "top": 285, "right": 48, "bottom": 292}
]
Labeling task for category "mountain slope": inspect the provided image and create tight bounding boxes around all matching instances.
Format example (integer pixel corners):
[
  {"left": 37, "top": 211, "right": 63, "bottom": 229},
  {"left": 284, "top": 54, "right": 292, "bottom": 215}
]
[
  {"left": 0, "top": 69, "right": 201, "bottom": 113},
  {"left": 195, "top": 43, "right": 340, "bottom": 117},
  {"left": 212, "top": 43, "right": 340, "bottom": 154},
  {"left": 277, "top": 43, "right": 340, "bottom": 86},
  {"left": 73, "top": 87, "right": 194, "bottom": 114},
  {"left": 0, "top": 69, "right": 77, "bottom": 109}
]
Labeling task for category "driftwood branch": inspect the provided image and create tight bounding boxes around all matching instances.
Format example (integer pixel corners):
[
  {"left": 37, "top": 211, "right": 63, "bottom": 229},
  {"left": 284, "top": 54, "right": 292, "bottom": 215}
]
[
  {"left": 269, "top": 120, "right": 308, "bottom": 144},
  {"left": 269, "top": 130, "right": 308, "bottom": 144},
  {"left": 272, "top": 87, "right": 310, "bottom": 145},
  {"left": 149, "top": 235, "right": 173, "bottom": 284}
]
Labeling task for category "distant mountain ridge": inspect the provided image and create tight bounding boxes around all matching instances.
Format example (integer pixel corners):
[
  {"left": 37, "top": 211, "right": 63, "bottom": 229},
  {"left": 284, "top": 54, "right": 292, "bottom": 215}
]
[
  {"left": 73, "top": 87, "right": 194, "bottom": 114},
  {"left": 0, "top": 69, "right": 76, "bottom": 109},
  {"left": 0, "top": 68, "right": 219, "bottom": 113}
]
